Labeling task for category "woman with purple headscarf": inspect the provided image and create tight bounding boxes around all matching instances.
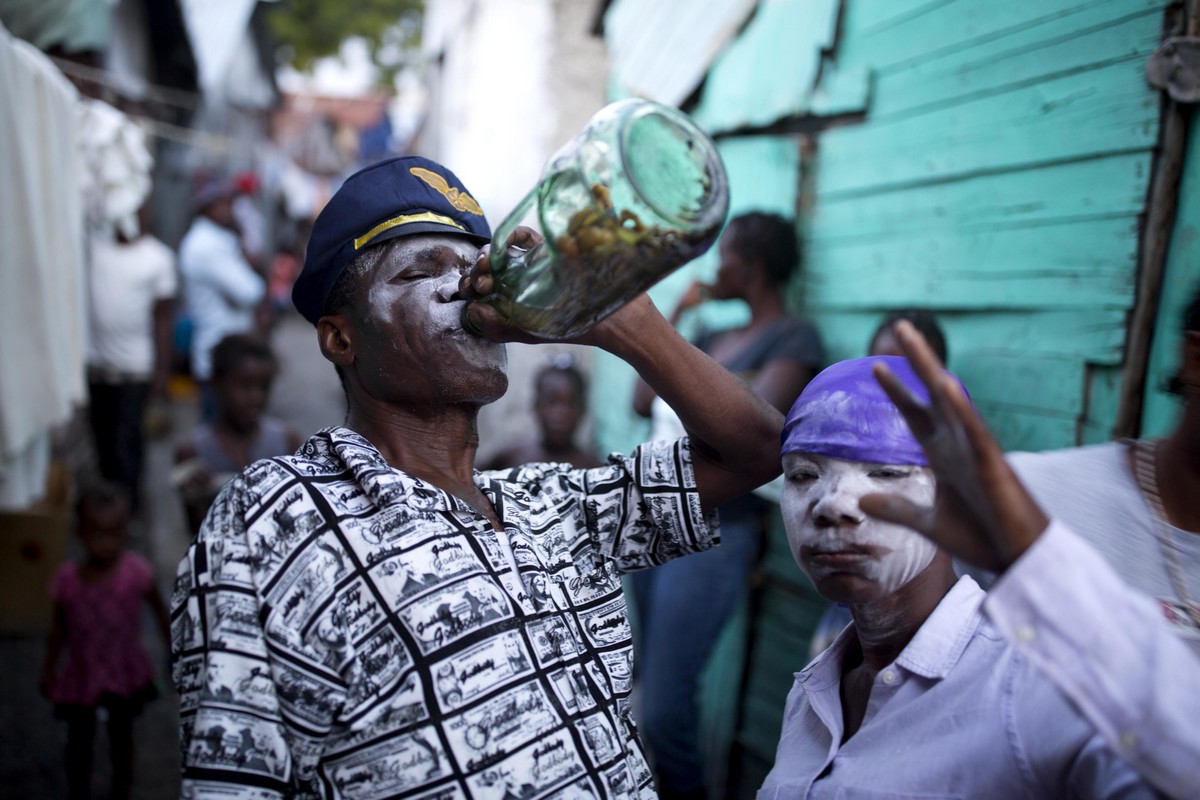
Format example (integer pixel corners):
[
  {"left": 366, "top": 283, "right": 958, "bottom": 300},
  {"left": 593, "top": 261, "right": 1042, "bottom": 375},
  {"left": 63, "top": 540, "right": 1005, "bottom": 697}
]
[{"left": 757, "top": 355, "right": 1156, "bottom": 798}]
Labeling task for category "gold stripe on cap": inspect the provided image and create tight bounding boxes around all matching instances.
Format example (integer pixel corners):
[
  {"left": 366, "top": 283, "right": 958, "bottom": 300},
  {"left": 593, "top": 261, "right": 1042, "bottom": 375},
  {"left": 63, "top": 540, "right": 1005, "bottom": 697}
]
[{"left": 354, "top": 211, "right": 466, "bottom": 250}]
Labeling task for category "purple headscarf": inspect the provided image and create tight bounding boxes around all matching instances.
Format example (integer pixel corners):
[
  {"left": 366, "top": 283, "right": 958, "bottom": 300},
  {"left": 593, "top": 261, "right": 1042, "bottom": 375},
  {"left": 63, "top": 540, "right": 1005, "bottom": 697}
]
[{"left": 781, "top": 356, "right": 970, "bottom": 466}]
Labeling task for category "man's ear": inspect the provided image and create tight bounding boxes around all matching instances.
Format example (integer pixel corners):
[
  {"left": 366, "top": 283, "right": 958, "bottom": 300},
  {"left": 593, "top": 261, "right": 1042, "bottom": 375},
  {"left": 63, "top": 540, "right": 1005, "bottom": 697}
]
[{"left": 317, "top": 314, "right": 355, "bottom": 368}]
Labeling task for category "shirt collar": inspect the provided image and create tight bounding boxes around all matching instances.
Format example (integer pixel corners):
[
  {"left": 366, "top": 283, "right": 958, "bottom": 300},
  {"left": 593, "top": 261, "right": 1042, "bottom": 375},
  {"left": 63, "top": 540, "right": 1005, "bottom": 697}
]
[
  {"left": 798, "top": 575, "right": 984, "bottom": 686},
  {"left": 893, "top": 574, "right": 983, "bottom": 680},
  {"left": 313, "top": 426, "right": 470, "bottom": 515}
]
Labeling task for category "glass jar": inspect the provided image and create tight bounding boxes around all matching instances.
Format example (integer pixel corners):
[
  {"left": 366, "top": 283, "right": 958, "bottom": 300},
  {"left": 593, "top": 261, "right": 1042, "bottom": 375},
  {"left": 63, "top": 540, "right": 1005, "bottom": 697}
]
[{"left": 468, "top": 98, "right": 730, "bottom": 339}]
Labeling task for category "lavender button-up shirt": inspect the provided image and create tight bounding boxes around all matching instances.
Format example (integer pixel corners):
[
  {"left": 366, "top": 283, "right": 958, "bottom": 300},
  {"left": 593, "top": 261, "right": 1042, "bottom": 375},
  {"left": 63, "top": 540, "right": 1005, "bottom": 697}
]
[
  {"left": 757, "top": 576, "right": 1157, "bottom": 799},
  {"left": 986, "top": 520, "right": 1200, "bottom": 800}
]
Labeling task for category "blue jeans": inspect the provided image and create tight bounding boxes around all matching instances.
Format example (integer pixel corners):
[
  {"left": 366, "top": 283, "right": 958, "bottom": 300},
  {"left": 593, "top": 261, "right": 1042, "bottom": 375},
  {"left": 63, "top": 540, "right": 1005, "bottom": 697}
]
[{"left": 630, "top": 501, "right": 765, "bottom": 795}]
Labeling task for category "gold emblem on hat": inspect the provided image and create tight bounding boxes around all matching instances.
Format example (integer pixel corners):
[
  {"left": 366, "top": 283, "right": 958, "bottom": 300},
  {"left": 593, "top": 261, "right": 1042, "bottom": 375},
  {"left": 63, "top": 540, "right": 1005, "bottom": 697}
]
[{"left": 410, "top": 167, "right": 484, "bottom": 216}]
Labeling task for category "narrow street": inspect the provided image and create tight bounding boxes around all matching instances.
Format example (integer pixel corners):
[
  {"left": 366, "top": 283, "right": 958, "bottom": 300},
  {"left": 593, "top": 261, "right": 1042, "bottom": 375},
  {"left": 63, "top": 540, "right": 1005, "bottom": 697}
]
[{"left": 0, "top": 311, "right": 344, "bottom": 798}]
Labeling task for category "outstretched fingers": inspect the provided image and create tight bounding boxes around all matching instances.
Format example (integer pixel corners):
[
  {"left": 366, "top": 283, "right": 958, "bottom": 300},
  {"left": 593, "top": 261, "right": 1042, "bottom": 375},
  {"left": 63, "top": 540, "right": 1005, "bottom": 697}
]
[{"left": 872, "top": 360, "right": 937, "bottom": 440}]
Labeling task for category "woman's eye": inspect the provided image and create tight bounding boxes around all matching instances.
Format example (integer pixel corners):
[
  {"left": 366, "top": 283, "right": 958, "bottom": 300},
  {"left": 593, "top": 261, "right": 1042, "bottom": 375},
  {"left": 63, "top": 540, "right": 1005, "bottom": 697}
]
[
  {"left": 868, "top": 468, "right": 910, "bottom": 479},
  {"left": 786, "top": 471, "right": 818, "bottom": 483}
]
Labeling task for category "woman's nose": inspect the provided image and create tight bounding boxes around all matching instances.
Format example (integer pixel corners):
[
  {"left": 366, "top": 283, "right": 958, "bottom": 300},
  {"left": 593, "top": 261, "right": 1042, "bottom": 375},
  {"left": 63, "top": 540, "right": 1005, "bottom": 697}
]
[{"left": 812, "top": 485, "right": 864, "bottom": 527}]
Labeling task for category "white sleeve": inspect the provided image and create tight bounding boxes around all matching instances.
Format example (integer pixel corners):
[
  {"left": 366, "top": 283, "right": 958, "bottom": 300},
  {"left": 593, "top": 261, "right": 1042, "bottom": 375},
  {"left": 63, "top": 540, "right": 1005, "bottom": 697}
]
[
  {"left": 984, "top": 520, "right": 1200, "bottom": 800},
  {"left": 212, "top": 249, "right": 265, "bottom": 308}
]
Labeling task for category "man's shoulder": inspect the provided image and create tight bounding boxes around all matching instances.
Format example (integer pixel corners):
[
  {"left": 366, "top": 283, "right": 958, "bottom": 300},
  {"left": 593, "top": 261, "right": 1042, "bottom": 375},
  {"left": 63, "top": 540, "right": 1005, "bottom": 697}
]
[{"left": 218, "top": 441, "right": 339, "bottom": 501}]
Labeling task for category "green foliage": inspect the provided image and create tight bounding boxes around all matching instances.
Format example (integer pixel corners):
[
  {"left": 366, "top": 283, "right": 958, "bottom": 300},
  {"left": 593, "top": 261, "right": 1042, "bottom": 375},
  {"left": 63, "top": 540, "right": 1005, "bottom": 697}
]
[{"left": 267, "top": 0, "right": 424, "bottom": 84}]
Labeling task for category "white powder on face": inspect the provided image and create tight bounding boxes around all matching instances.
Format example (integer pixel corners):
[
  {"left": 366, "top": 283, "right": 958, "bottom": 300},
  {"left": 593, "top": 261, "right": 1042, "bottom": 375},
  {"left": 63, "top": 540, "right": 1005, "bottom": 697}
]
[{"left": 781, "top": 453, "right": 937, "bottom": 596}]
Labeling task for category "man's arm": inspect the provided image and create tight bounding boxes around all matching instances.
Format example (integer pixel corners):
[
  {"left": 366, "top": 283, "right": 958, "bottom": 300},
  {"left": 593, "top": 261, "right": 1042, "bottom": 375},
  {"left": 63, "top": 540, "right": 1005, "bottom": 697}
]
[
  {"left": 858, "top": 321, "right": 1199, "bottom": 799},
  {"left": 581, "top": 294, "right": 784, "bottom": 510}
]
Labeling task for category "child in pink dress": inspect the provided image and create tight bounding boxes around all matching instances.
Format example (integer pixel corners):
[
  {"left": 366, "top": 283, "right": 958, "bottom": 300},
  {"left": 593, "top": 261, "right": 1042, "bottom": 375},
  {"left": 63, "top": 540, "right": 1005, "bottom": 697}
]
[{"left": 40, "top": 480, "right": 171, "bottom": 800}]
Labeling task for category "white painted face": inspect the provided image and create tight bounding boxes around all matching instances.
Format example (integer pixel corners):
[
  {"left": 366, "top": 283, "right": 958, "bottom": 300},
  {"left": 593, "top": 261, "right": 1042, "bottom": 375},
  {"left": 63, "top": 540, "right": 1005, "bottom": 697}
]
[{"left": 780, "top": 452, "right": 937, "bottom": 603}]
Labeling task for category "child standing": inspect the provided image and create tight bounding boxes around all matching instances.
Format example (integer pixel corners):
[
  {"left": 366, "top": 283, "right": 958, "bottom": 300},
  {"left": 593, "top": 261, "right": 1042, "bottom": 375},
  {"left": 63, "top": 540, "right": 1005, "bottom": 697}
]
[
  {"left": 481, "top": 357, "right": 604, "bottom": 471},
  {"left": 40, "top": 480, "right": 171, "bottom": 800},
  {"left": 173, "top": 333, "right": 301, "bottom": 535}
]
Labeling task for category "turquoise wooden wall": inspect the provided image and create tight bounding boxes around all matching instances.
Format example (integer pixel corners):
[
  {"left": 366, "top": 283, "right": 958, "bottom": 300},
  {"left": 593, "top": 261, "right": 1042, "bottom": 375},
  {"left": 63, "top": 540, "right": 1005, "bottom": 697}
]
[{"left": 804, "top": 0, "right": 1166, "bottom": 452}]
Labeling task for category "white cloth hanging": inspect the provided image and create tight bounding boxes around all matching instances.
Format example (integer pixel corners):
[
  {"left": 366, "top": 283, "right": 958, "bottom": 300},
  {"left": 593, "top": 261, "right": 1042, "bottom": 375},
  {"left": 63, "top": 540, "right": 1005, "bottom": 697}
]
[{"left": 0, "top": 21, "right": 87, "bottom": 508}]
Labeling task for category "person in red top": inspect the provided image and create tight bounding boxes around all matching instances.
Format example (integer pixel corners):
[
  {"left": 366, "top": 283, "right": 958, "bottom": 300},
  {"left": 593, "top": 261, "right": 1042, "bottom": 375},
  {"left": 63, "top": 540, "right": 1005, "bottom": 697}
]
[{"left": 40, "top": 480, "right": 171, "bottom": 800}]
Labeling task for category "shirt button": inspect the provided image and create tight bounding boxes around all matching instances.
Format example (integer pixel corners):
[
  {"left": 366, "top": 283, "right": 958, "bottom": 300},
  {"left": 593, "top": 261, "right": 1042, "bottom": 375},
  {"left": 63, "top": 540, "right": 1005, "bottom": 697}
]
[
  {"left": 881, "top": 671, "right": 897, "bottom": 685},
  {"left": 1015, "top": 625, "right": 1036, "bottom": 644},
  {"left": 1120, "top": 732, "right": 1138, "bottom": 751}
]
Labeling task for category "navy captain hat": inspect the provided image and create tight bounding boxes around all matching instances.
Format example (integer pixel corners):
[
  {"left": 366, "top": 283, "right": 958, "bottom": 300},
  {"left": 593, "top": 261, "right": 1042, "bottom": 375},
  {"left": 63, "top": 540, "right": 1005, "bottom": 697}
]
[{"left": 292, "top": 155, "right": 492, "bottom": 325}]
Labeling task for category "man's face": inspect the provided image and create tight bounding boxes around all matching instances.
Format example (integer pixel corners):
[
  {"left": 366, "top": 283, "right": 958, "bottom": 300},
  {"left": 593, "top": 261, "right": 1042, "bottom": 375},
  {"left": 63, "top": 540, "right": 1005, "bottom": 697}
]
[
  {"left": 347, "top": 234, "right": 508, "bottom": 409},
  {"left": 780, "top": 452, "right": 937, "bottom": 604},
  {"left": 710, "top": 234, "right": 752, "bottom": 300},
  {"left": 205, "top": 195, "right": 236, "bottom": 229}
]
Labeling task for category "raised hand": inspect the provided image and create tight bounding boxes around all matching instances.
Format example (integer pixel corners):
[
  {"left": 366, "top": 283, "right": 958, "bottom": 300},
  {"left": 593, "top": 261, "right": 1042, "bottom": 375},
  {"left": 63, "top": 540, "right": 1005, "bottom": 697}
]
[{"left": 858, "top": 321, "right": 1049, "bottom": 572}]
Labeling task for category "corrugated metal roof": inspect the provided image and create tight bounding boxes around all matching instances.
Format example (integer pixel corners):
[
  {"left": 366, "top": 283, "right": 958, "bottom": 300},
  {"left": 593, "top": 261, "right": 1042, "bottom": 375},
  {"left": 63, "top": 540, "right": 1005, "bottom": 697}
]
[
  {"left": 692, "top": 0, "right": 843, "bottom": 133},
  {"left": 603, "top": 0, "right": 757, "bottom": 106}
]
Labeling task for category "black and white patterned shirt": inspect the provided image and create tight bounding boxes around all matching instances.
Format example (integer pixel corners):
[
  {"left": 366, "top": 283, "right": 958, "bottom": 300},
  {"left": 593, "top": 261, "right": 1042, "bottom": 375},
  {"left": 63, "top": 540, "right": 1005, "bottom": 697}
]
[{"left": 172, "top": 426, "right": 716, "bottom": 799}]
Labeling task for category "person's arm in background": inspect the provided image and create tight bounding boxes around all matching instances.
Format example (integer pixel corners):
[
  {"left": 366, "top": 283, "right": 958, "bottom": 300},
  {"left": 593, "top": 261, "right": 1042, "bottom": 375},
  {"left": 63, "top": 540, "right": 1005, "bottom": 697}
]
[
  {"left": 859, "top": 321, "right": 1200, "bottom": 800},
  {"left": 633, "top": 284, "right": 818, "bottom": 419},
  {"left": 212, "top": 239, "right": 266, "bottom": 312},
  {"left": 464, "top": 232, "right": 783, "bottom": 512}
]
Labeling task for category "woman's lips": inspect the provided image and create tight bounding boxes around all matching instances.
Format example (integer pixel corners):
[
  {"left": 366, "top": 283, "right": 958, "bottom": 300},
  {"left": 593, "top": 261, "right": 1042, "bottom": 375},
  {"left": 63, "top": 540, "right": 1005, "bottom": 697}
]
[
  {"left": 802, "top": 544, "right": 883, "bottom": 569},
  {"left": 807, "top": 551, "right": 870, "bottom": 567}
]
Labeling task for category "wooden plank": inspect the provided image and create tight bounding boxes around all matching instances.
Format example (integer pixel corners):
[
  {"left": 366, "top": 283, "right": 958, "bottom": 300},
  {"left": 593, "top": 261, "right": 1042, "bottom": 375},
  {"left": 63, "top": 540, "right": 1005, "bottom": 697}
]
[
  {"left": 810, "top": 64, "right": 874, "bottom": 118},
  {"left": 954, "top": 353, "right": 1086, "bottom": 415},
  {"left": 805, "top": 218, "right": 1138, "bottom": 309},
  {"left": 811, "top": 152, "right": 1151, "bottom": 242},
  {"left": 872, "top": 6, "right": 1163, "bottom": 120},
  {"left": 840, "top": 0, "right": 1162, "bottom": 74},
  {"left": 816, "top": 60, "right": 1158, "bottom": 196},
  {"left": 973, "top": 400, "right": 1082, "bottom": 450},
  {"left": 807, "top": 310, "right": 1128, "bottom": 364},
  {"left": 1081, "top": 364, "right": 1125, "bottom": 444}
]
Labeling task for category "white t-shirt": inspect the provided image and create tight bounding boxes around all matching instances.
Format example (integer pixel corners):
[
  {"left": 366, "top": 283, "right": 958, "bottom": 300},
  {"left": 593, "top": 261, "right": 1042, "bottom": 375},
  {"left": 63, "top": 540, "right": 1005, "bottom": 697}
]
[
  {"left": 1008, "top": 440, "right": 1200, "bottom": 651},
  {"left": 87, "top": 234, "right": 177, "bottom": 377}
]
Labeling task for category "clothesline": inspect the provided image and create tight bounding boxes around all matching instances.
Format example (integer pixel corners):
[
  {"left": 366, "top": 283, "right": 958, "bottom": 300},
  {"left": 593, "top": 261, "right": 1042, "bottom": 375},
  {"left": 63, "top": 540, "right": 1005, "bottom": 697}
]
[{"left": 49, "top": 54, "right": 201, "bottom": 112}]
